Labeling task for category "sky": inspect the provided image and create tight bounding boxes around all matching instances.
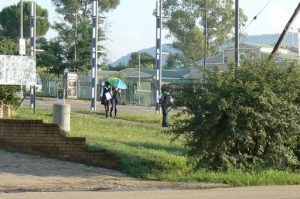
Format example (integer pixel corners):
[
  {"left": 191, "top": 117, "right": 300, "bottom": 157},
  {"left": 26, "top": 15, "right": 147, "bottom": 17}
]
[{"left": 1, "top": 0, "right": 300, "bottom": 62}]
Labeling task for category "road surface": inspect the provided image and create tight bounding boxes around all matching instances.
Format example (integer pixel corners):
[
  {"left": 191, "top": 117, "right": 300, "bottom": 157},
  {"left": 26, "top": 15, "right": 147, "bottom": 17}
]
[{"left": 1, "top": 186, "right": 300, "bottom": 199}]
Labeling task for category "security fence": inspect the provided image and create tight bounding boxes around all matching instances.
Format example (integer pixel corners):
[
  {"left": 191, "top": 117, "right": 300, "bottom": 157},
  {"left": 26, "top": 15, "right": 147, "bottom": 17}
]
[{"left": 39, "top": 78, "right": 199, "bottom": 106}]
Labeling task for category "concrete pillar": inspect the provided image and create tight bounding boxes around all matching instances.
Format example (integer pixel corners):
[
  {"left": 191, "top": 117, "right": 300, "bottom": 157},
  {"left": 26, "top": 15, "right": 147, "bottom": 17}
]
[
  {"left": 3, "top": 105, "right": 11, "bottom": 119},
  {"left": 53, "top": 104, "right": 71, "bottom": 132}
]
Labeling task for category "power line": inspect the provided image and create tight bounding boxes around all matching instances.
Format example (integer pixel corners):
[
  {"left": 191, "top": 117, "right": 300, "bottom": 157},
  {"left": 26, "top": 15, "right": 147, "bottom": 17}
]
[{"left": 243, "top": 0, "right": 274, "bottom": 32}]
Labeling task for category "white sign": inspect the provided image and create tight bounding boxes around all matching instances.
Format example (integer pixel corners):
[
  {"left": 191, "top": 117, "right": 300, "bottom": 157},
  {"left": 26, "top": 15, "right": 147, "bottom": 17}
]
[
  {"left": 0, "top": 55, "right": 36, "bottom": 86},
  {"left": 19, "top": 38, "right": 26, "bottom": 55},
  {"left": 67, "top": 72, "right": 78, "bottom": 99}
]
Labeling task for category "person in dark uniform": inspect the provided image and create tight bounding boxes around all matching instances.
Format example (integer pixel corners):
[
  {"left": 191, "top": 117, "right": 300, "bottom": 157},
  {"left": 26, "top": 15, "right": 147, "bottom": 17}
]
[
  {"left": 100, "top": 81, "right": 112, "bottom": 118},
  {"left": 110, "top": 86, "right": 121, "bottom": 118},
  {"left": 160, "top": 84, "right": 174, "bottom": 127}
]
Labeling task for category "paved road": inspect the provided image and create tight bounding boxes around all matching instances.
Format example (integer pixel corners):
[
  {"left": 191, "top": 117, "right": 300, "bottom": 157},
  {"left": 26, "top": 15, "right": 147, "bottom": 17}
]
[
  {"left": 1, "top": 186, "right": 300, "bottom": 199},
  {"left": 23, "top": 98, "right": 156, "bottom": 114}
]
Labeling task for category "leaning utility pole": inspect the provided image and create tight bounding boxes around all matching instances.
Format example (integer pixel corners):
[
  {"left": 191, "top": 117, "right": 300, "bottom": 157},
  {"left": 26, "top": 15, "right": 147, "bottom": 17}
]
[
  {"left": 269, "top": 2, "right": 300, "bottom": 59},
  {"left": 155, "top": 0, "right": 162, "bottom": 114}
]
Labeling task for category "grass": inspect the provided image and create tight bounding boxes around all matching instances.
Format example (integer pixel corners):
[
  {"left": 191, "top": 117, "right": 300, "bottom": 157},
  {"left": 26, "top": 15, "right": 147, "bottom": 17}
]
[
  {"left": 14, "top": 107, "right": 300, "bottom": 186},
  {"left": 75, "top": 110, "right": 162, "bottom": 124}
]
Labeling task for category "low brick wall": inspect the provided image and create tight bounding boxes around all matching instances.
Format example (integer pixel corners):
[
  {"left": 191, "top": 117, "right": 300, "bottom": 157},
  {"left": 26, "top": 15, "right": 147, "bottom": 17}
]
[{"left": 0, "top": 119, "right": 120, "bottom": 169}]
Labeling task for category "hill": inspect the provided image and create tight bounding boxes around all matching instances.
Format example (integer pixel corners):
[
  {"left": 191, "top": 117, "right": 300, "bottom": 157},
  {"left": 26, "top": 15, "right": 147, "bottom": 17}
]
[
  {"left": 110, "top": 44, "right": 180, "bottom": 67},
  {"left": 110, "top": 33, "right": 299, "bottom": 66}
]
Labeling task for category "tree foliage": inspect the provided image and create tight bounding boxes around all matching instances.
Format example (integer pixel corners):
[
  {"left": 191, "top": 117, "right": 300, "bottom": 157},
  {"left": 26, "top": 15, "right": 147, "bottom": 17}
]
[
  {"left": 0, "top": 86, "right": 19, "bottom": 106},
  {"left": 0, "top": 38, "right": 18, "bottom": 55},
  {"left": 36, "top": 37, "right": 65, "bottom": 77},
  {"left": 165, "top": 53, "right": 182, "bottom": 69},
  {"left": 172, "top": 60, "right": 300, "bottom": 170},
  {"left": 162, "top": 0, "right": 247, "bottom": 65},
  {"left": 0, "top": 2, "right": 49, "bottom": 40},
  {"left": 128, "top": 52, "right": 155, "bottom": 69},
  {"left": 49, "top": 0, "right": 120, "bottom": 73}
]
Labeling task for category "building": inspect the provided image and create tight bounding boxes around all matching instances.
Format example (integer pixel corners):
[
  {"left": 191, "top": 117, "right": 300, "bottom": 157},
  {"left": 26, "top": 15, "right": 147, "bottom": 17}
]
[{"left": 190, "top": 43, "right": 299, "bottom": 79}]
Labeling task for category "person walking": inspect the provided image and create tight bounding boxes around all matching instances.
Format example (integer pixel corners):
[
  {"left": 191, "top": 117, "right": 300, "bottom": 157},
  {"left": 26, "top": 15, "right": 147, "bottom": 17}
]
[
  {"left": 110, "top": 86, "right": 121, "bottom": 118},
  {"left": 100, "top": 81, "right": 112, "bottom": 118}
]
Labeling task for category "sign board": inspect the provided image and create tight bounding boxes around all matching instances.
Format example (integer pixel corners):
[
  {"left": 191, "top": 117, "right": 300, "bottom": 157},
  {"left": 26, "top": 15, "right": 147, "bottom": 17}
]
[
  {"left": 57, "top": 88, "right": 65, "bottom": 104},
  {"left": 66, "top": 72, "right": 78, "bottom": 99},
  {"left": 0, "top": 55, "right": 36, "bottom": 86}
]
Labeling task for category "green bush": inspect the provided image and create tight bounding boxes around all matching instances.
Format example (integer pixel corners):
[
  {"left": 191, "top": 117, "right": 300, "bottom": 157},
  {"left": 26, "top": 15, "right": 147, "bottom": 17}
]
[
  {"left": 173, "top": 60, "right": 300, "bottom": 170},
  {"left": 0, "top": 85, "right": 20, "bottom": 106}
]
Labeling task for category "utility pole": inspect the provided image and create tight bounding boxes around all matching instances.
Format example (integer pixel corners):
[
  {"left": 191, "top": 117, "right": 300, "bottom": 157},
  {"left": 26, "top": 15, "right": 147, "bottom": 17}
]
[
  {"left": 91, "top": 0, "right": 99, "bottom": 111},
  {"left": 20, "top": 0, "right": 23, "bottom": 40},
  {"left": 19, "top": 0, "right": 26, "bottom": 55},
  {"left": 75, "top": 11, "right": 78, "bottom": 61},
  {"left": 203, "top": 0, "right": 208, "bottom": 83},
  {"left": 235, "top": 0, "right": 240, "bottom": 67},
  {"left": 155, "top": 0, "right": 162, "bottom": 114},
  {"left": 30, "top": 0, "right": 36, "bottom": 110},
  {"left": 74, "top": 10, "right": 83, "bottom": 62},
  {"left": 138, "top": 52, "right": 141, "bottom": 105},
  {"left": 30, "top": 0, "right": 36, "bottom": 58},
  {"left": 269, "top": 2, "right": 300, "bottom": 59}
]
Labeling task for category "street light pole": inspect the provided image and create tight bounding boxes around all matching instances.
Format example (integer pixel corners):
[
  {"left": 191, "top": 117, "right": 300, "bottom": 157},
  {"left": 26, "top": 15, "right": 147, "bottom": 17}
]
[
  {"left": 203, "top": 0, "right": 208, "bottom": 83},
  {"left": 30, "top": 0, "right": 36, "bottom": 110},
  {"left": 138, "top": 52, "right": 141, "bottom": 105},
  {"left": 30, "top": 0, "right": 36, "bottom": 58},
  {"left": 155, "top": 0, "right": 163, "bottom": 114},
  {"left": 75, "top": 11, "right": 78, "bottom": 61},
  {"left": 235, "top": 0, "right": 240, "bottom": 67},
  {"left": 91, "top": 0, "right": 98, "bottom": 111},
  {"left": 20, "top": 0, "right": 23, "bottom": 39}
]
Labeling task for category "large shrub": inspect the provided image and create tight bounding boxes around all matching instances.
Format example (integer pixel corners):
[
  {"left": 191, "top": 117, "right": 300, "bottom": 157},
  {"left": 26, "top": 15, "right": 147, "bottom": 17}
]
[
  {"left": 0, "top": 86, "right": 20, "bottom": 106},
  {"left": 173, "top": 60, "right": 300, "bottom": 170}
]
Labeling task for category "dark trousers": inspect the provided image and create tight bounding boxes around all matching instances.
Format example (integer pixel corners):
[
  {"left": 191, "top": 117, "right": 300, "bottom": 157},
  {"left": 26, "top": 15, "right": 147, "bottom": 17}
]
[{"left": 162, "top": 107, "right": 169, "bottom": 127}]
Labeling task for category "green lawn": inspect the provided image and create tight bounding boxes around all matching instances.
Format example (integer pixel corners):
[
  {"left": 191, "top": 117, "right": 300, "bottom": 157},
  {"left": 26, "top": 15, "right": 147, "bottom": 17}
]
[{"left": 14, "top": 107, "right": 300, "bottom": 186}]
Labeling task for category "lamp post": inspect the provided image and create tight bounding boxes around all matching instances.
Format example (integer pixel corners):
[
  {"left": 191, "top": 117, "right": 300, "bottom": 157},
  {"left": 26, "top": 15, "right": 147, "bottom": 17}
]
[
  {"left": 235, "top": 0, "right": 240, "bottom": 67},
  {"left": 155, "top": 0, "right": 163, "bottom": 114},
  {"left": 91, "top": 0, "right": 98, "bottom": 111},
  {"left": 203, "top": 0, "right": 208, "bottom": 83},
  {"left": 138, "top": 52, "right": 141, "bottom": 105},
  {"left": 75, "top": 10, "right": 83, "bottom": 62},
  {"left": 29, "top": 0, "right": 36, "bottom": 110}
]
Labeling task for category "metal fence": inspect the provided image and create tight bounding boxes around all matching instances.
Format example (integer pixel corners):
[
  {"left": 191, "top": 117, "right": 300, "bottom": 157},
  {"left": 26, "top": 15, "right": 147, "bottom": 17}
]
[{"left": 39, "top": 78, "right": 199, "bottom": 106}]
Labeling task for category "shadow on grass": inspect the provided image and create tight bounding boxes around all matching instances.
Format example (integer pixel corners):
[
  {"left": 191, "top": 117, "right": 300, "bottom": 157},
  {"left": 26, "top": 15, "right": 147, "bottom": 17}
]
[{"left": 86, "top": 138, "right": 188, "bottom": 178}]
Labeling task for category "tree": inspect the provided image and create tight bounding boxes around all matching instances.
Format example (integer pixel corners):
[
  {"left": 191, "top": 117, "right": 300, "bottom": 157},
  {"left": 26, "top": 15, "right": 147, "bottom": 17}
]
[
  {"left": 0, "top": 2, "right": 49, "bottom": 41},
  {"left": 50, "top": 0, "right": 120, "bottom": 73},
  {"left": 163, "top": 0, "right": 247, "bottom": 65},
  {"left": 0, "top": 38, "right": 19, "bottom": 106},
  {"left": 165, "top": 53, "right": 182, "bottom": 69},
  {"left": 172, "top": 60, "right": 300, "bottom": 170},
  {"left": 0, "top": 86, "right": 19, "bottom": 106},
  {"left": 36, "top": 37, "right": 65, "bottom": 77},
  {"left": 0, "top": 38, "right": 18, "bottom": 55},
  {"left": 128, "top": 52, "right": 155, "bottom": 69}
]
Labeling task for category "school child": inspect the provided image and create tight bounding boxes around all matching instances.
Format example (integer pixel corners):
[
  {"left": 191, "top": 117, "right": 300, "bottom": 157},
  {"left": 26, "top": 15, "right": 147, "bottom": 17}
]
[{"left": 100, "top": 81, "right": 112, "bottom": 118}]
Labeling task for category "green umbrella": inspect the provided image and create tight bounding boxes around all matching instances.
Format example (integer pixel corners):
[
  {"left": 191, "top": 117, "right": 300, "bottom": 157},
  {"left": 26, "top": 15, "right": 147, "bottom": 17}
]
[{"left": 108, "top": 77, "right": 127, "bottom": 89}]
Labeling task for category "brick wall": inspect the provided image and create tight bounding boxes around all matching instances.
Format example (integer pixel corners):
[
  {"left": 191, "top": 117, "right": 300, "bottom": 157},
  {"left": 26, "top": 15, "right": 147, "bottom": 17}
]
[{"left": 0, "top": 119, "right": 120, "bottom": 169}]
